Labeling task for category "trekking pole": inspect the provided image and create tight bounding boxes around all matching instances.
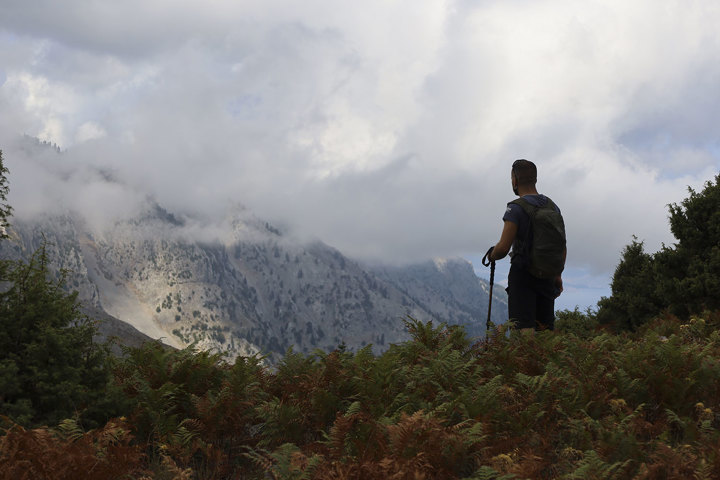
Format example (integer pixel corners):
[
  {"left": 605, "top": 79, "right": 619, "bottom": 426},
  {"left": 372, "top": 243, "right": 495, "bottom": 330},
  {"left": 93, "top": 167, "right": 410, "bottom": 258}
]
[{"left": 481, "top": 247, "right": 496, "bottom": 340}]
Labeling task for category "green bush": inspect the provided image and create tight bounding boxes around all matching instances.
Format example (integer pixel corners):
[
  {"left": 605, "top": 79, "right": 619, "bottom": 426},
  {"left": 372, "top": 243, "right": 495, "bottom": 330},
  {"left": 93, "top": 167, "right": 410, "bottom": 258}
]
[{"left": 555, "top": 307, "right": 599, "bottom": 338}]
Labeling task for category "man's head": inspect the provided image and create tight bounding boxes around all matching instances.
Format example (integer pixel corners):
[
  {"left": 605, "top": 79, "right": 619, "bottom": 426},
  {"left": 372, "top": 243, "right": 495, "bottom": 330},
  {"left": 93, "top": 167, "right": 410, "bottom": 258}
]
[{"left": 511, "top": 159, "right": 537, "bottom": 195}]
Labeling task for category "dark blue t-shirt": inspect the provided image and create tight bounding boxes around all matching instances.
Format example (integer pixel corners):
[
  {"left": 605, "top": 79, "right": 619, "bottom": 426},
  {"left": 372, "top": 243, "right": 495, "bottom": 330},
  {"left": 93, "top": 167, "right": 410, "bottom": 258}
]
[{"left": 503, "top": 194, "right": 561, "bottom": 268}]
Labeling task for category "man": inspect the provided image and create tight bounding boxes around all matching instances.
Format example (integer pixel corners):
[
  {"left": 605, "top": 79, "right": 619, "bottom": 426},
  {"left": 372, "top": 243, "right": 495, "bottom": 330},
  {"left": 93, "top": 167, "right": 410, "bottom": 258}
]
[{"left": 486, "top": 159, "right": 566, "bottom": 331}]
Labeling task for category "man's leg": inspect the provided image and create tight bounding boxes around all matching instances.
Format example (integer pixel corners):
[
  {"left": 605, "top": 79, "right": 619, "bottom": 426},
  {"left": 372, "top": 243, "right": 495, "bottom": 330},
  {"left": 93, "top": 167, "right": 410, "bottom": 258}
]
[
  {"left": 535, "top": 293, "right": 555, "bottom": 331},
  {"left": 507, "top": 266, "right": 537, "bottom": 331}
]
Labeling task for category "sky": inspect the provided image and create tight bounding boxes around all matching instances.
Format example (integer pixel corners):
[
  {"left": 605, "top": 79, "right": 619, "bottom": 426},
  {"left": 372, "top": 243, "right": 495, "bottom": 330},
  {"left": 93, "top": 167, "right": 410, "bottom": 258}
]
[{"left": 1, "top": 0, "right": 719, "bottom": 312}]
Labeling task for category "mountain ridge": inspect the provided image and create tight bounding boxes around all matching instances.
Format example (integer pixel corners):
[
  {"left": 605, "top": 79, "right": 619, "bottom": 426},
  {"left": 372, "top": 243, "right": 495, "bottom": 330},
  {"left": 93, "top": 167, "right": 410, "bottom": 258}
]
[{"left": 2, "top": 208, "right": 508, "bottom": 362}]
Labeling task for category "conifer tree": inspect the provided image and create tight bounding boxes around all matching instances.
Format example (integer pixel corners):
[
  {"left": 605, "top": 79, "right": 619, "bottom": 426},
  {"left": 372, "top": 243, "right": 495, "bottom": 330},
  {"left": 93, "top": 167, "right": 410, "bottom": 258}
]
[
  {"left": 598, "top": 174, "right": 720, "bottom": 330},
  {"left": 0, "top": 149, "right": 115, "bottom": 427},
  {"left": 657, "top": 174, "right": 720, "bottom": 316},
  {"left": 0, "top": 247, "right": 112, "bottom": 426},
  {"left": 596, "top": 238, "right": 662, "bottom": 330}
]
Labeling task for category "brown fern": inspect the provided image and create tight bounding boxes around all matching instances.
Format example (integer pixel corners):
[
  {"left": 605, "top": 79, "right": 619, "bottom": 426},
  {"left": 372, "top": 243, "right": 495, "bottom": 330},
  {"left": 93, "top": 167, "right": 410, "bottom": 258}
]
[{"left": 0, "top": 418, "right": 146, "bottom": 480}]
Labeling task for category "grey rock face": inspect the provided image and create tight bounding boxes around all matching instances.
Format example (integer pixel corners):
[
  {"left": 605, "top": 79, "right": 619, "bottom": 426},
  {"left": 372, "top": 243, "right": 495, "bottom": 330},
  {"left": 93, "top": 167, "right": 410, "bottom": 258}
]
[
  {"left": 370, "top": 258, "right": 509, "bottom": 339},
  {"left": 1, "top": 210, "right": 508, "bottom": 362}
]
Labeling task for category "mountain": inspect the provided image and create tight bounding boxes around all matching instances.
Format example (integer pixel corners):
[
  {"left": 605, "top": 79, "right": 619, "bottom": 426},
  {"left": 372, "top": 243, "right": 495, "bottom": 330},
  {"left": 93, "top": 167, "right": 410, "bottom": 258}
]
[
  {"left": 1, "top": 208, "right": 507, "bottom": 362},
  {"left": 371, "top": 258, "right": 507, "bottom": 339},
  {"left": 84, "top": 305, "right": 160, "bottom": 355}
]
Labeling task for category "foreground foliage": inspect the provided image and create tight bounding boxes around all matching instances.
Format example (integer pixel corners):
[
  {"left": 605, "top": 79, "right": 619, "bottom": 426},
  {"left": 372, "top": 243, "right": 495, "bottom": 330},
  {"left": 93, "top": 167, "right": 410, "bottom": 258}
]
[{"left": 4, "top": 314, "right": 720, "bottom": 479}]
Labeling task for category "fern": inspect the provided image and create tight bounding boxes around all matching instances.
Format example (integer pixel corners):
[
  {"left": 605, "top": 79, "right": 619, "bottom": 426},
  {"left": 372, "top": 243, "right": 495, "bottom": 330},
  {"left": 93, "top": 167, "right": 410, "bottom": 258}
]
[
  {"left": 344, "top": 400, "right": 363, "bottom": 417},
  {"left": 5, "top": 311, "right": 720, "bottom": 478},
  {"left": 0, "top": 418, "right": 146, "bottom": 479},
  {"left": 463, "top": 465, "right": 519, "bottom": 479},
  {"left": 55, "top": 418, "right": 84, "bottom": 442},
  {"left": 565, "top": 450, "right": 633, "bottom": 479}
]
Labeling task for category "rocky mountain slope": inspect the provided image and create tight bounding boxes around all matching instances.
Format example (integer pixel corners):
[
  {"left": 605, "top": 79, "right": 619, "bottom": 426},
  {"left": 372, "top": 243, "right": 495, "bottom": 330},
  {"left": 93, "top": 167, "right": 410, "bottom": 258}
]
[
  {"left": 372, "top": 258, "right": 504, "bottom": 339},
  {"left": 2, "top": 208, "right": 507, "bottom": 362}
]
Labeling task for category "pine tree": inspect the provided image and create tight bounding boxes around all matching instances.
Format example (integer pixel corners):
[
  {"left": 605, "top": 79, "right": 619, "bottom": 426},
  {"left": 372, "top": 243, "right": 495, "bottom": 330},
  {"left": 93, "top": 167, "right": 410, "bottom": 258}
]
[
  {"left": 660, "top": 174, "right": 720, "bottom": 316},
  {"left": 598, "top": 174, "right": 720, "bottom": 330},
  {"left": 0, "top": 244, "right": 114, "bottom": 427},
  {"left": 0, "top": 150, "right": 115, "bottom": 427},
  {"left": 596, "top": 238, "right": 662, "bottom": 330}
]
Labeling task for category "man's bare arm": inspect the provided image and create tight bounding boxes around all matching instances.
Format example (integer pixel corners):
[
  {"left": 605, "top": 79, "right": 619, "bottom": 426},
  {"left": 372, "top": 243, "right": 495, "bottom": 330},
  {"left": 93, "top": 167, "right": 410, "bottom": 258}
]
[{"left": 489, "top": 220, "right": 517, "bottom": 262}]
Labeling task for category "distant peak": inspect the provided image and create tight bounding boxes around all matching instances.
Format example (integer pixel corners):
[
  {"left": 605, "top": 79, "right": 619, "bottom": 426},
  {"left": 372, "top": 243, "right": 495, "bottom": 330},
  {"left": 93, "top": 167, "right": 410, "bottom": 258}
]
[
  {"left": 433, "top": 258, "right": 449, "bottom": 271},
  {"left": 432, "top": 257, "right": 470, "bottom": 272}
]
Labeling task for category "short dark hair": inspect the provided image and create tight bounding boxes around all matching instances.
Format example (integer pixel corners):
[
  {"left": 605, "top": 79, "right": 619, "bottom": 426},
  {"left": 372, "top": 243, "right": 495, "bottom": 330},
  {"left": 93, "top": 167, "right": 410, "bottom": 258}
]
[{"left": 512, "top": 159, "right": 537, "bottom": 186}]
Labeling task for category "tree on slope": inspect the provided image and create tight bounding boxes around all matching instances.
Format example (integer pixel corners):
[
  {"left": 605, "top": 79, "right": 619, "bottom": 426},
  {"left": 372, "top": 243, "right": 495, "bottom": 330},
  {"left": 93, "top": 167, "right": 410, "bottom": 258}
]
[
  {"left": 0, "top": 149, "right": 115, "bottom": 427},
  {"left": 0, "top": 150, "right": 10, "bottom": 239},
  {"left": 659, "top": 174, "right": 720, "bottom": 317},
  {"left": 598, "top": 174, "right": 720, "bottom": 330},
  {"left": 596, "top": 238, "right": 662, "bottom": 331}
]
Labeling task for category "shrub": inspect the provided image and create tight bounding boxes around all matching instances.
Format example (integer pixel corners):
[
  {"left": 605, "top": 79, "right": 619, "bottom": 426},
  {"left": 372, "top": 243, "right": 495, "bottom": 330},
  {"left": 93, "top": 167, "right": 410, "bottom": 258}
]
[{"left": 555, "top": 307, "right": 599, "bottom": 338}]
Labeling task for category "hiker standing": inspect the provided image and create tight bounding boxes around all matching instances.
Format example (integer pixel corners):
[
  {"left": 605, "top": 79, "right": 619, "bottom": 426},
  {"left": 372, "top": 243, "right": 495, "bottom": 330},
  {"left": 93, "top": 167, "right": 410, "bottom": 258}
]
[{"left": 485, "top": 159, "right": 566, "bottom": 331}]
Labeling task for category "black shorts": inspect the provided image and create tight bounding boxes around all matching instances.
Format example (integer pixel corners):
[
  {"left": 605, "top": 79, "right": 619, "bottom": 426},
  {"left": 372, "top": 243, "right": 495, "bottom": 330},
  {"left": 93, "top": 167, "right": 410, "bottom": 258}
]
[{"left": 506, "top": 264, "right": 557, "bottom": 330}]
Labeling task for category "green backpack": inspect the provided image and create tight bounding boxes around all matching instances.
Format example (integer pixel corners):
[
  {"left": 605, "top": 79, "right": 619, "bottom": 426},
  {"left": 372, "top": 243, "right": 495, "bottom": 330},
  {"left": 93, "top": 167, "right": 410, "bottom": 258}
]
[{"left": 511, "top": 197, "right": 566, "bottom": 279}]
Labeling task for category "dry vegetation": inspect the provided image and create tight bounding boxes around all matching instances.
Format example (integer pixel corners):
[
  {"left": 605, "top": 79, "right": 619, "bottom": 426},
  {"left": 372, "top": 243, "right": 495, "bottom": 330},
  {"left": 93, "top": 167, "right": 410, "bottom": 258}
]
[{"left": 4, "top": 313, "right": 720, "bottom": 479}]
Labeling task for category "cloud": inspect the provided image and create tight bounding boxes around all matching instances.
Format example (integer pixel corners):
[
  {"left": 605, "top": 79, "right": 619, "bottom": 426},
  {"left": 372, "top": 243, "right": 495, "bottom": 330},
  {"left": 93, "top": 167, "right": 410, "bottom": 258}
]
[{"left": 1, "top": 0, "right": 719, "bottom": 310}]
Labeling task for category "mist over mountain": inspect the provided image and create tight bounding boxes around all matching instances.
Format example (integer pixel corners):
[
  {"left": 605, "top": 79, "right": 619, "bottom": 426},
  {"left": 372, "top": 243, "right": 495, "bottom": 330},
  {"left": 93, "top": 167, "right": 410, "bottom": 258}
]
[
  {"left": 0, "top": 137, "right": 507, "bottom": 360},
  {"left": 2, "top": 206, "right": 507, "bottom": 362}
]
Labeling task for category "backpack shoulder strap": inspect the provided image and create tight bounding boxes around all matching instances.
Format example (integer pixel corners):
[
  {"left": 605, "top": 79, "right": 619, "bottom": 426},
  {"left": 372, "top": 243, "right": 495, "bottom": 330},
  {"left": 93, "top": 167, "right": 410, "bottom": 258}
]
[
  {"left": 543, "top": 197, "right": 558, "bottom": 211},
  {"left": 512, "top": 196, "right": 557, "bottom": 214},
  {"left": 510, "top": 197, "right": 538, "bottom": 217},
  {"left": 508, "top": 198, "right": 534, "bottom": 258}
]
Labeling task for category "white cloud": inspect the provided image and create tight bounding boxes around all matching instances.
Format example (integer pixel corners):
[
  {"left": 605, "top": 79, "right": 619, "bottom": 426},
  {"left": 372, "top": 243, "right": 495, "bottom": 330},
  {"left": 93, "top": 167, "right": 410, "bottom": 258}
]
[{"left": 75, "top": 122, "right": 106, "bottom": 143}]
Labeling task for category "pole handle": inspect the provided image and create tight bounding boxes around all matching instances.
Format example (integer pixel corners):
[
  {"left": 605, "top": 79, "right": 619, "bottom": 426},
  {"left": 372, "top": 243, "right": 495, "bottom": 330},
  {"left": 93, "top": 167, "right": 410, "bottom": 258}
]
[{"left": 481, "top": 246, "right": 494, "bottom": 267}]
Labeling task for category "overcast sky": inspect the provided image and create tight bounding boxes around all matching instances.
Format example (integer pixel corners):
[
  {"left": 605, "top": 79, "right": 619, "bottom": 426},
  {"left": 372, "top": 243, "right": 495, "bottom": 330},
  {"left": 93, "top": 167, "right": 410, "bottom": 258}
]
[{"left": 1, "top": 0, "right": 719, "bottom": 311}]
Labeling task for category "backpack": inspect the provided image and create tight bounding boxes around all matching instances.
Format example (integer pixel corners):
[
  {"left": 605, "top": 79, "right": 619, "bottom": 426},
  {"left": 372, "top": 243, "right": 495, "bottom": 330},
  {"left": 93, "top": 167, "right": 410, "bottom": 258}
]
[{"left": 511, "top": 196, "right": 566, "bottom": 279}]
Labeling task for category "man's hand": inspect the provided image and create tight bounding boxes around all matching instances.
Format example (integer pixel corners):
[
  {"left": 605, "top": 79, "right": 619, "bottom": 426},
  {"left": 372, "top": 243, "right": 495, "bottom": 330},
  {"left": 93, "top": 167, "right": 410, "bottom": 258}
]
[
  {"left": 482, "top": 247, "right": 494, "bottom": 266},
  {"left": 554, "top": 276, "right": 563, "bottom": 298}
]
